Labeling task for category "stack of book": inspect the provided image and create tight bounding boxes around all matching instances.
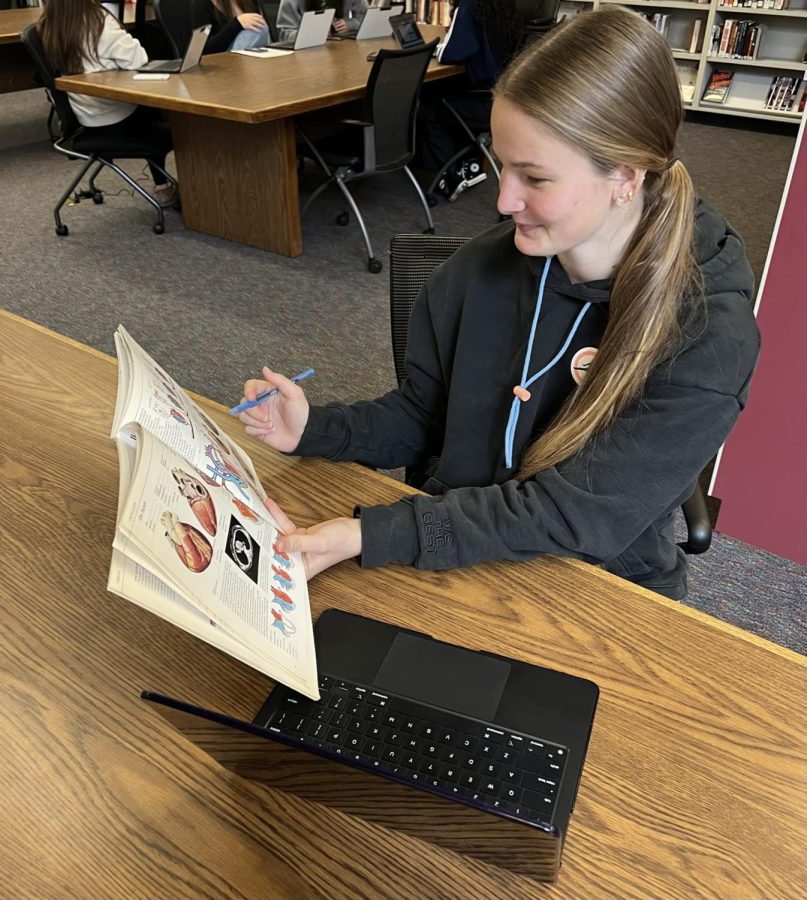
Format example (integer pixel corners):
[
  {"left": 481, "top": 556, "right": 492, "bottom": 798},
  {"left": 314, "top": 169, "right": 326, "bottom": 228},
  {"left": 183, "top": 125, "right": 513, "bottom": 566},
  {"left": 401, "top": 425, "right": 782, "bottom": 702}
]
[
  {"left": 416, "top": 0, "right": 452, "bottom": 26},
  {"left": 764, "top": 76, "right": 805, "bottom": 112},
  {"left": 719, "top": 0, "right": 789, "bottom": 8},
  {"left": 710, "top": 19, "right": 763, "bottom": 59}
]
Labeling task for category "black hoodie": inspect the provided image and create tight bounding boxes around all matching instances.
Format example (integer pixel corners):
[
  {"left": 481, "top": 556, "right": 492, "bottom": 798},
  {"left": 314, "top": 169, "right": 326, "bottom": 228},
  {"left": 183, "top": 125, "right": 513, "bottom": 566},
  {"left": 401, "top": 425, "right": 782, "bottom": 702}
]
[{"left": 295, "top": 200, "right": 760, "bottom": 599}]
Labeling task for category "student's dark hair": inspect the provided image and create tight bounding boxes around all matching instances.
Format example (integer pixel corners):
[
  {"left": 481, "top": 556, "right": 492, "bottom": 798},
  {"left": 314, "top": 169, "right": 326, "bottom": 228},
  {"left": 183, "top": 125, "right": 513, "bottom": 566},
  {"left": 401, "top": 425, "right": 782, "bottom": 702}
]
[
  {"left": 466, "top": 0, "right": 523, "bottom": 64},
  {"left": 213, "top": 0, "right": 260, "bottom": 20},
  {"left": 495, "top": 6, "right": 701, "bottom": 479},
  {"left": 38, "top": 0, "right": 106, "bottom": 75}
]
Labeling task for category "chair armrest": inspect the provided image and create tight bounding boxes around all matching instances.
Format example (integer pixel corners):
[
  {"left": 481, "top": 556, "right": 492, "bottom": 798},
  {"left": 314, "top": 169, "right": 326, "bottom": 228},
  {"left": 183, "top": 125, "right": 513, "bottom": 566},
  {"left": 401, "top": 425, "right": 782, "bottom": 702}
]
[{"left": 679, "top": 484, "right": 713, "bottom": 555}]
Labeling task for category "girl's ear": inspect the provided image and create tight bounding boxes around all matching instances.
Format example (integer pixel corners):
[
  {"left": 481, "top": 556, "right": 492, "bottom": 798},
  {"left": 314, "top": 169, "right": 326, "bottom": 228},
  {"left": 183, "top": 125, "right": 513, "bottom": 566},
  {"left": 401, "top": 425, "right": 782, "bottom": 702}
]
[{"left": 610, "top": 164, "right": 647, "bottom": 203}]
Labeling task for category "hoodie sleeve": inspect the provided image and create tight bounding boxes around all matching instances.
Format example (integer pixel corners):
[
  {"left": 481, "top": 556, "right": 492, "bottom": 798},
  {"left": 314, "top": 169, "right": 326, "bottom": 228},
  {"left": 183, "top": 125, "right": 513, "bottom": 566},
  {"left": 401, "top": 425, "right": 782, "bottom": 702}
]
[
  {"left": 357, "top": 287, "right": 761, "bottom": 571},
  {"left": 344, "top": 0, "right": 368, "bottom": 33},
  {"left": 192, "top": 0, "right": 243, "bottom": 54},
  {"left": 294, "top": 282, "right": 448, "bottom": 468},
  {"left": 97, "top": 13, "right": 148, "bottom": 69},
  {"left": 436, "top": 0, "right": 479, "bottom": 64}
]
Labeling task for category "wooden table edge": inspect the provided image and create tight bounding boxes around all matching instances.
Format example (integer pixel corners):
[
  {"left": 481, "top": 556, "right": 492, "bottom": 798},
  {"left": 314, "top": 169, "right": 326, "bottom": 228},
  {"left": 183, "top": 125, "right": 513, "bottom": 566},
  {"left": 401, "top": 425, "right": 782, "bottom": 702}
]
[{"left": 54, "top": 60, "right": 464, "bottom": 125}]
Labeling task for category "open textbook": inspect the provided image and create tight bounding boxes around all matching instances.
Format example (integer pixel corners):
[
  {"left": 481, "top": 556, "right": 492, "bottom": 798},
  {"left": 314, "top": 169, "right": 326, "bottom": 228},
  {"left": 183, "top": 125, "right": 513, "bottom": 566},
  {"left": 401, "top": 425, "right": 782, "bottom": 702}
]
[{"left": 108, "top": 326, "right": 319, "bottom": 699}]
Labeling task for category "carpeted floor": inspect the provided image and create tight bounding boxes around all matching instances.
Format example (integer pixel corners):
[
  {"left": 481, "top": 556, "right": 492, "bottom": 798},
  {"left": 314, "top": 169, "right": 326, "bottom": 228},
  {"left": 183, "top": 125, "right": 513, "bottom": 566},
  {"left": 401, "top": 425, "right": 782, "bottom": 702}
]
[{"left": 1, "top": 87, "right": 804, "bottom": 654}]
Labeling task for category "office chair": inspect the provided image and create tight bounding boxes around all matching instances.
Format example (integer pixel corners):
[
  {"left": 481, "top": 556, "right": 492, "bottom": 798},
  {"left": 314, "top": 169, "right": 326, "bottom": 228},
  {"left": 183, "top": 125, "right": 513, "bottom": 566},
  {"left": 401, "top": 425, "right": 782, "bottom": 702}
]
[
  {"left": 297, "top": 39, "right": 439, "bottom": 274},
  {"left": 389, "top": 233, "right": 713, "bottom": 554},
  {"left": 20, "top": 24, "right": 176, "bottom": 236},
  {"left": 153, "top": 0, "right": 193, "bottom": 57}
]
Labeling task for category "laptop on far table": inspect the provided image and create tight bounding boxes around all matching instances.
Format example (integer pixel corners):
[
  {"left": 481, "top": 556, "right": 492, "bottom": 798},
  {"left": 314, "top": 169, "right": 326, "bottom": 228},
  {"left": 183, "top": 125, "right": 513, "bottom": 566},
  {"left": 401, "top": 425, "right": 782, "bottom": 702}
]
[
  {"left": 340, "top": 4, "right": 403, "bottom": 39},
  {"left": 389, "top": 11, "right": 426, "bottom": 49},
  {"left": 268, "top": 8, "right": 335, "bottom": 51},
  {"left": 138, "top": 24, "right": 211, "bottom": 74},
  {"left": 141, "top": 608, "right": 599, "bottom": 882}
]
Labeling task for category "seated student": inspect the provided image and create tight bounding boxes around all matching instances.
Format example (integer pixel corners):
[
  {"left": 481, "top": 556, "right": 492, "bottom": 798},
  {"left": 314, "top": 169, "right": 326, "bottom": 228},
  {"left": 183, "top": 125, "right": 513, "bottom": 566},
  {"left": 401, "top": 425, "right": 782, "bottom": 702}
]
[
  {"left": 238, "top": 7, "right": 760, "bottom": 601},
  {"left": 37, "top": 0, "right": 176, "bottom": 206},
  {"left": 191, "top": 0, "right": 269, "bottom": 53},
  {"left": 419, "top": 0, "right": 525, "bottom": 200},
  {"left": 276, "top": 0, "right": 368, "bottom": 42}
]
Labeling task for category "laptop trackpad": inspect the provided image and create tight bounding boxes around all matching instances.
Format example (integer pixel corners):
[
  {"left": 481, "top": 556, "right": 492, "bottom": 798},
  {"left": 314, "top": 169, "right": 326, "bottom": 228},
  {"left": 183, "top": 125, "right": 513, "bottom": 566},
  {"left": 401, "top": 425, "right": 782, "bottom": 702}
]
[{"left": 373, "top": 632, "right": 510, "bottom": 721}]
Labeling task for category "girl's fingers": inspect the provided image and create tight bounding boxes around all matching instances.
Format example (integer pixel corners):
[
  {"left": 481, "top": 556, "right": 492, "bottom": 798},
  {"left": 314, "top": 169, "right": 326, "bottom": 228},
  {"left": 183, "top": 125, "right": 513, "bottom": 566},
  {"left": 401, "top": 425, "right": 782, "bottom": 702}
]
[
  {"left": 264, "top": 497, "right": 296, "bottom": 534},
  {"left": 262, "top": 367, "right": 302, "bottom": 397}
]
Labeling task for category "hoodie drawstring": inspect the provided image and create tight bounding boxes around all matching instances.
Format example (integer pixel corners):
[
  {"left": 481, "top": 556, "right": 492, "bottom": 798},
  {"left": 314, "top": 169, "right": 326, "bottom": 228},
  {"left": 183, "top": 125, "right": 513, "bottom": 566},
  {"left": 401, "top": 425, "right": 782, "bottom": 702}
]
[{"left": 504, "top": 256, "right": 592, "bottom": 470}]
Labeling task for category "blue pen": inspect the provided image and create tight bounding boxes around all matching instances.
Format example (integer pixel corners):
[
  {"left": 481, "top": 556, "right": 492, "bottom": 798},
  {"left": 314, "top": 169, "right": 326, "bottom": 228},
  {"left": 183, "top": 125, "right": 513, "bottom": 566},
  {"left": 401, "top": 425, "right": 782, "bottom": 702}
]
[{"left": 228, "top": 368, "right": 315, "bottom": 416}]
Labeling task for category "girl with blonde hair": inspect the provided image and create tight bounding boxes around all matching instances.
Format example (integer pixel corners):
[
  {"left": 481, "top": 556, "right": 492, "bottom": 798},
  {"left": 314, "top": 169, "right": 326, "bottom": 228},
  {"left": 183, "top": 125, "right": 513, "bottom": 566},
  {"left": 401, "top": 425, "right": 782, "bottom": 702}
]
[{"left": 239, "top": 6, "right": 759, "bottom": 600}]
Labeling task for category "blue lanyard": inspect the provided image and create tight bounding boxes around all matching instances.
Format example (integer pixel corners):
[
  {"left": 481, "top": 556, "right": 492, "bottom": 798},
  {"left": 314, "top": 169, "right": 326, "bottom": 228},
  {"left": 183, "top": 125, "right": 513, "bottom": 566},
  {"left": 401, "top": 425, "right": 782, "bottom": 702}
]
[{"left": 504, "top": 256, "right": 592, "bottom": 470}]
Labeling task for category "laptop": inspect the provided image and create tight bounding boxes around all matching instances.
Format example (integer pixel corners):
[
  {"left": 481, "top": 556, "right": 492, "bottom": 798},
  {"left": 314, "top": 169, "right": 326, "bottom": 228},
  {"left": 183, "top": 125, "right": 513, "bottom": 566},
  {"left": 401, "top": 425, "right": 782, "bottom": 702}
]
[
  {"left": 268, "top": 8, "right": 336, "bottom": 51},
  {"left": 389, "top": 11, "right": 426, "bottom": 49},
  {"left": 141, "top": 608, "right": 599, "bottom": 881},
  {"left": 137, "top": 24, "right": 211, "bottom": 74},
  {"left": 340, "top": 4, "right": 403, "bottom": 40}
]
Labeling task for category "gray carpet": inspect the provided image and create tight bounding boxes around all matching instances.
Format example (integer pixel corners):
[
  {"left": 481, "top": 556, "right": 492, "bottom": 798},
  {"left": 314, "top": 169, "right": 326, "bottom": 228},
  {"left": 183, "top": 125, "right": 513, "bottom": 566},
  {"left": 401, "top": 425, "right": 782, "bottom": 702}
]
[{"left": 1, "top": 87, "right": 804, "bottom": 654}]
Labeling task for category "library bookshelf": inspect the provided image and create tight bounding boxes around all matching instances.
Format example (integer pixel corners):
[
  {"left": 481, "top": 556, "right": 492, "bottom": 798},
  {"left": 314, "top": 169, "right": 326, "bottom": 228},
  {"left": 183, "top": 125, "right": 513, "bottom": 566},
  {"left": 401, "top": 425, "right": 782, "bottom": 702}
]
[{"left": 556, "top": 0, "right": 806, "bottom": 122}]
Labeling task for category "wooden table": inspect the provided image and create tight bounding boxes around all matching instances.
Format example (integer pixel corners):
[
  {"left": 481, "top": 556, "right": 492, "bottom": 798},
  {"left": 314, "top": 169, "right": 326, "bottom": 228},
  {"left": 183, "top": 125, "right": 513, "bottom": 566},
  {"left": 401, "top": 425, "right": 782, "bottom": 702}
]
[
  {"left": 0, "top": 8, "right": 41, "bottom": 93},
  {"left": 0, "top": 3, "right": 145, "bottom": 94},
  {"left": 1, "top": 310, "right": 804, "bottom": 899},
  {"left": 55, "top": 28, "right": 461, "bottom": 257}
]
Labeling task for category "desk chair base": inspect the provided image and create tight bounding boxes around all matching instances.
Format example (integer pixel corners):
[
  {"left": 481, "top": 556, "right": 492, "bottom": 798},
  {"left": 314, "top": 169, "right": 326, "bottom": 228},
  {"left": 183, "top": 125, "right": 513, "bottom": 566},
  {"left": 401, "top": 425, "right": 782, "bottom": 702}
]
[
  {"left": 53, "top": 146, "right": 176, "bottom": 236},
  {"left": 425, "top": 96, "right": 500, "bottom": 206},
  {"left": 299, "top": 128, "right": 435, "bottom": 274}
]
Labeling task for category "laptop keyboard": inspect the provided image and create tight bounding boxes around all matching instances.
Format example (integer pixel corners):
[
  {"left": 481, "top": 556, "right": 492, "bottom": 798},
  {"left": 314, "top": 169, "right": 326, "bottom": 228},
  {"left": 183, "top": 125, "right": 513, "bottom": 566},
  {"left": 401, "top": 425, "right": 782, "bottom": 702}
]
[{"left": 265, "top": 676, "right": 568, "bottom": 825}]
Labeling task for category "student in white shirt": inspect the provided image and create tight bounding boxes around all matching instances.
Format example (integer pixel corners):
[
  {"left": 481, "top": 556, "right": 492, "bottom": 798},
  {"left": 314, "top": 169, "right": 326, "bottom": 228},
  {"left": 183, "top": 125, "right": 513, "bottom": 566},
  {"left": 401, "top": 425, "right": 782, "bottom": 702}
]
[{"left": 38, "top": 0, "right": 176, "bottom": 206}]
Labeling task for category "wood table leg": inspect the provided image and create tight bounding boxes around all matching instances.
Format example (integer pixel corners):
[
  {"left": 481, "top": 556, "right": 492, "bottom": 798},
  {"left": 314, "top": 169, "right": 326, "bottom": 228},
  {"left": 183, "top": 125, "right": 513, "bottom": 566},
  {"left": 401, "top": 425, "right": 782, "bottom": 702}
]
[
  {"left": 168, "top": 111, "right": 302, "bottom": 257},
  {"left": 0, "top": 44, "right": 38, "bottom": 94}
]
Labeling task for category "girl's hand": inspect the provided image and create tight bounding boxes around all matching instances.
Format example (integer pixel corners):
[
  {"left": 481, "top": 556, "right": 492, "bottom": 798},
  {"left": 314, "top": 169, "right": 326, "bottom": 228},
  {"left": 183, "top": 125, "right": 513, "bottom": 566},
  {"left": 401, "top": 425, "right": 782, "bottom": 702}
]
[
  {"left": 239, "top": 367, "right": 310, "bottom": 453},
  {"left": 332, "top": 18, "right": 348, "bottom": 34},
  {"left": 238, "top": 12, "right": 266, "bottom": 31},
  {"left": 266, "top": 498, "right": 362, "bottom": 581}
]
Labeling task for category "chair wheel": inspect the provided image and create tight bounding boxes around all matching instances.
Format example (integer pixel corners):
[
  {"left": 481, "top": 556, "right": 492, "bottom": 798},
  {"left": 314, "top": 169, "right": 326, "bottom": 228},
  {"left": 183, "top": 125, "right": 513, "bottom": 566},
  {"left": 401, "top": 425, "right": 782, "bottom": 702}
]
[
  {"left": 153, "top": 222, "right": 165, "bottom": 234},
  {"left": 426, "top": 194, "right": 438, "bottom": 208},
  {"left": 92, "top": 192, "right": 104, "bottom": 204},
  {"left": 422, "top": 227, "right": 435, "bottom": 235},
  {"left": 55, "top": 224, "right": 68, "bottom": 236},
  {"left": 367, "top": 258, "right": 383, "bottom": 274},
  {"left": 335, "top": 212, "right": 349, "bottom": 226}
]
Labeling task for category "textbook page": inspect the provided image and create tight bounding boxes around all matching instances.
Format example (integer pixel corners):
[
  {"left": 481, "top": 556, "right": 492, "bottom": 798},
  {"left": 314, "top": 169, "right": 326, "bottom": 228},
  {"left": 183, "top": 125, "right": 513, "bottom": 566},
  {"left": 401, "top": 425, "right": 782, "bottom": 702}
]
[
  {"left": 115, "top": 428, "right": 317, "bottom": 697},
  {"left": 112, "top": 326, "right": 266, "bottom": 517},
  {"left": 108, "top": 548, "right": 287, "bottom": 678}
]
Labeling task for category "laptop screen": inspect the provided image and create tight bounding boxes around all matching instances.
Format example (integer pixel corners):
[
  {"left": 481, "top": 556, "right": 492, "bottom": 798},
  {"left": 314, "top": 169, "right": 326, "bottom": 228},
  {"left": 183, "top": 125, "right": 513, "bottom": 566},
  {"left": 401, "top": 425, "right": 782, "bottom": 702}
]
[{"left": 389, "top": 13, "right": 425, "bottom": 49}]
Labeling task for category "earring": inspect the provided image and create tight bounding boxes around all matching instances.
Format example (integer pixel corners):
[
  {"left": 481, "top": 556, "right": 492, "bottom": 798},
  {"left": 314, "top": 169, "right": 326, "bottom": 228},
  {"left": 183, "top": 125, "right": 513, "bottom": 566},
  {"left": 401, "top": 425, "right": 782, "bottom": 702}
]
[{"left": 615, "top": 190, "right": 634, "bottom": 208}]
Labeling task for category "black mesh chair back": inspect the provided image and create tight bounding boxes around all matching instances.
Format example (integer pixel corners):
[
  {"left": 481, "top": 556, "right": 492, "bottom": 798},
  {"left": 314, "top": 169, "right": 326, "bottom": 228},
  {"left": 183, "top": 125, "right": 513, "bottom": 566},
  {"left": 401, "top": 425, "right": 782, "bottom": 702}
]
[
  {"left": 154, "top": 0, "right": 193, "bottom": 57},
  {"left": 390, "top": 233, "right": 470, "bottom": 386},
  {"left": 389, "top": 233, "right": 713, "bottom": 551},
  {"left": 364, "top": 39, "right": 438, "bottom": 172},
  {"left": 260, "top": 1, "right": 281, "bottom": 41},
  {"left": 20, "top": 24, "right": 80, "bottom": 140}
]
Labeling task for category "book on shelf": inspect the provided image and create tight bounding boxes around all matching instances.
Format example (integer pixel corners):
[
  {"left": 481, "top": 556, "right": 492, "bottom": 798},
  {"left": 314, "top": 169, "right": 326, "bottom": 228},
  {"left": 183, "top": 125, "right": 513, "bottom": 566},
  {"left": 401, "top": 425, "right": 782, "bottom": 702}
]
[
  {"left": 689, "top": 18, "right": 703, "bottom": 54},
  {"left": 702, "top": 68, "right": 734, "bottom": 103},
  {"left": 108, "top": 326, "right": 319, "bottom": 699},
  {"left": 712, "top": 19, "right": 763, "bottom": 60}
]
